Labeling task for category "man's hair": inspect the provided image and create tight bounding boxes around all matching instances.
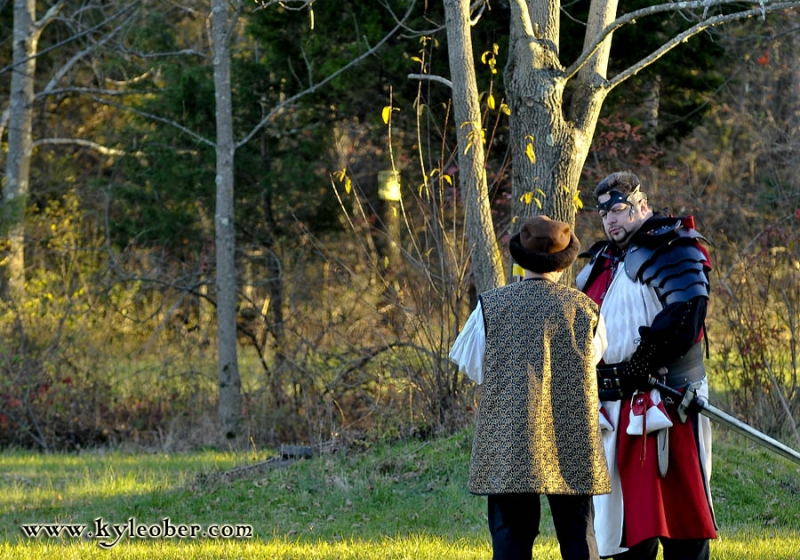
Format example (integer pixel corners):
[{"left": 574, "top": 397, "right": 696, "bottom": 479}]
[{"left": 593, "top": 171, "right": 642, "bottom": 200}]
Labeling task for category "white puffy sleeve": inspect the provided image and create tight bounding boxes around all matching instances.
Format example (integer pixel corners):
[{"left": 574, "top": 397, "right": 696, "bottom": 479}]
[
  {"left": 448, "top": 302, "right": 486, "bottom": 385},
  {"left": 593, "top": 312, "right": 608, "bottom": 365}
]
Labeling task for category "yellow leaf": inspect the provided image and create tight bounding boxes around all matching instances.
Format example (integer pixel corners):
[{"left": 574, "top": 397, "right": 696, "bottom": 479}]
[
  {"left": 525, "top": 142, "right": 536, "bottom": 164},
  {"left": 481, "top": 51, "right": 490, "bottom": 64},
  {"left": 500, "top": 103, "right": 511, "bottom": 116},
  {"left": 534, "top": 197, "right": 543, "bottom": 209},
  {"left": 493, "top": 43, "right": 499, "bottom": 55},
  {"left": 520, "top": 192, "right": 534, "bottom": 205},
  {"left": 487, "top": 94, "right": 495, "bottom": 110},
  {"left": 410, "top": 56, "right": 423, "bottom": 64},
  {"left": 382, "top": 106, "right": 391, "bottom": 124},
  {"left": 345, "top": 177, "right": 352, "bottom": 194},
  {"left": 383, "top": 256, "right": 390, "bottom": 269},
  {"left": 442, "top": 174, "right": 452, "bottom": 185},
  {"left": 573, "top": 191, "right": 584, "bottom": 210}
]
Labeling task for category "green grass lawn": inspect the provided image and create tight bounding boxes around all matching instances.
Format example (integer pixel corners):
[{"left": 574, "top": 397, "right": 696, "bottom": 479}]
[{"left": 0, "top": 428, "right": 798, "bottom": 558}]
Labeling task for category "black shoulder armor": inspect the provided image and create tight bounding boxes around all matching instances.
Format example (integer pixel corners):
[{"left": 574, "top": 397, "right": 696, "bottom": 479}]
[{"left": 626, "top": 224, "right": 710, "bottom": 306}]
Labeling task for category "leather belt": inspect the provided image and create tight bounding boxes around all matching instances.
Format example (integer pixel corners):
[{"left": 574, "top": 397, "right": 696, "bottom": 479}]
[{"left": 597, "top": 342, "right": 706, "bottom": 402}]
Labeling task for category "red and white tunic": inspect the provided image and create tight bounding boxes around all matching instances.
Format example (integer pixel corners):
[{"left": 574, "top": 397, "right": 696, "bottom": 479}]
[{"left": 587, "top": 259, "right": 716, "bottom": 556}]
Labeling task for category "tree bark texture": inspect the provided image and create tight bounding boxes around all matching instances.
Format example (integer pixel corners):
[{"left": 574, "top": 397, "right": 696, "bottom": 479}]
[
  {"left": 211, "top": 0, "right": 243, "bottom": 442},
  {"left": 443, "top": 0, "right": 505, "bottom": 293},
  {"left": 506, "top": 0, "right": 617, "bottom": 230}
]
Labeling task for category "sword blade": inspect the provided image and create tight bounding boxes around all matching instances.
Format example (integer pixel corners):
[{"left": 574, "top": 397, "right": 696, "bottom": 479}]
[
  {"left": 649, "top": 378, "right": 800, "bottom": 467},
  {"left": 694, "top": 397, "right": 800, "bottom": 467}
]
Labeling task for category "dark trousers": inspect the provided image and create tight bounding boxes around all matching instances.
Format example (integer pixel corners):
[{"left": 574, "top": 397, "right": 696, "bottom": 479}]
[
  {"left": 611, "top": 537, "right": 709, "bottom": 560},
  {"left": 488, "top": 493, "right": 600, "bottom": 560}
]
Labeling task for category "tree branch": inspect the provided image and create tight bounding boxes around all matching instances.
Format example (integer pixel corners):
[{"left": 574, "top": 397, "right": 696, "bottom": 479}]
[
  {"left": 407, "top": 73, "right": 453, "bottom": 89},
  {"left": 37, "top": 87, "right": 157, "bottom": 100},
  {"left": 227, "top": 0, "right": 246, "bottom": 46},
  {"left": 86, "top": 95, "right": 215, "bottom": 148},
  {"left": 564, "top": 0, "right": 800, "bottom": 83},
  {"left": 0, "top": 1, "right": 138, "bottom": 77},
  {"left": 33, "top": 0, "right": 68, "bottom": 33},
  {"left": 0, "top": 3, "right": 138, "bottom": 148},
  {"left": 32, "top": 137, "right": 144, "bottom": 157},
  {"left": 253, "top": 0, "right": 315, "bottom": 11},
  {"left": 114, "top": 47, "right": 207, "bottom": 60},
  {"left": 39, "top": 6, "right": 139, "bottom": 100},
  {"left": 236, "top": 0, "right": 417, "bottom": 149},
  {"left": 606, "top": 3, "right": 800, "bottom": 91}
]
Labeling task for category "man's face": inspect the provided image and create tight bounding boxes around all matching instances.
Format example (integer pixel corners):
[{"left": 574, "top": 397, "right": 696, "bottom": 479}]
[{"left": 597, "top": 194, "right": 650, "bottom": 248}]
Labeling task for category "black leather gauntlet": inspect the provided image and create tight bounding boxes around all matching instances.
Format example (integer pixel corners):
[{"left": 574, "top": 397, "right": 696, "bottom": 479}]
[{"left": 624, "top": 338, "right": 664, "bottom": 392}]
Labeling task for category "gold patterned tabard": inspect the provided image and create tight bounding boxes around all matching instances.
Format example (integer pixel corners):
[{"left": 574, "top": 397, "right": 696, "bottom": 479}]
[{"left": 469, "top": 280, "right": 611, "bottom": 496}]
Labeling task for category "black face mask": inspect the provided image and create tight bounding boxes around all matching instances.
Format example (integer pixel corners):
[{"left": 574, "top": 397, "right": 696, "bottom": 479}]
[{"left": 596, "top": 187, "right": 644, "bottom": 213}]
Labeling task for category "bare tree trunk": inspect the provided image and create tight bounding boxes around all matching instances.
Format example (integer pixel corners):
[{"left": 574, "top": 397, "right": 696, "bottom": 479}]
[
  {"left": 3, "top": 0, "right": 127, "bottom": 299},
  {"left": 443, "top": 0, "right": 505, "bottom": 293},
  {"left": 641, "top": 75, "right": 661, "bottom": 143},
  {"left": 791, "top": 32, "right": 800, "bottom": 132},
  {"left": 506, "top": 0, "right": 618, "bottom": 232},
  {"left": 4, "top": 0, "right": 38, "bottom": 299},
  {"left": 506, "top": 0, "right": 563, "bottom": 226},
  {"left": 211, "top": 0, "right": 243, "bottom": 443},
  {"left": 505, "top": 35, "right": 580, "bottom": 228}
]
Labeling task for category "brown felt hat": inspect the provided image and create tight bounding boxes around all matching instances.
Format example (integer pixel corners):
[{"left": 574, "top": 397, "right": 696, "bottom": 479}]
[{"left": 508, "top": 216, "right": 580, "bottom": 273}]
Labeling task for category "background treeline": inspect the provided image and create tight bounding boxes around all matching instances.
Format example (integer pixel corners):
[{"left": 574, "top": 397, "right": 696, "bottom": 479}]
[{"left": 0, "top": 0, "right": 797, "bottom": 451}]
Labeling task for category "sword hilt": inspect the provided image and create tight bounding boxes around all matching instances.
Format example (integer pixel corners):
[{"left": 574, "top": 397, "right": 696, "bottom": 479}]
[
  {"left": 649, "top": 376, "right": 800, "bottom": 466},
  {"left": 647, "top": 376, "right": 703, "bottom": 424}
]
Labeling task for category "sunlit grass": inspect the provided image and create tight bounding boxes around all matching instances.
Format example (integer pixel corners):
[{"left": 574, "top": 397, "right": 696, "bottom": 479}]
[
  {"left": 0, "top": 449, "right": 250, "bottom": 541},
  {"left": 0, "top": 537, "right": 498, "bottom": 559},
  {"left": 1, "top": 429, "right": 799, "bottom": 558},
  {"left": 2, "top": 534, "right": 800, "bottom": 559},
  {"left": 1, "top": 452, "right": 223, "bottom": 507}
]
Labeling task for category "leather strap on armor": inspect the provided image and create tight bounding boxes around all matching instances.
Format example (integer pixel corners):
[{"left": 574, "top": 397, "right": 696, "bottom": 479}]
[{"left": 597, "top": 343, "right": 706, "bottom": 401}]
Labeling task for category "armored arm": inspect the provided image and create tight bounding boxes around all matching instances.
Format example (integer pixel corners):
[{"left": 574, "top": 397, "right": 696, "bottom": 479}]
[
  {"left": 625, "top": 298, "right": 707, "bottom": 385},
  {"left": 624, "top": 233, "right": 711, "bottom": 383}
]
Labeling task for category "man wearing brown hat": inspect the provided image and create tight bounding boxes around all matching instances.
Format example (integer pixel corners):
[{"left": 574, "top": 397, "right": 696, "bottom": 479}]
[{"left": 450, "top": 215, "right": 611, "bottom": 560}]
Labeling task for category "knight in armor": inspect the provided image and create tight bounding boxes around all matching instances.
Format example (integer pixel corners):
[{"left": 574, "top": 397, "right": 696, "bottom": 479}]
[
  {"left": 576, "top": 171, "right": 717, "bottom": 560},
  {"left": 450, "top": 216, "right": 611, "bottom": 560}
]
